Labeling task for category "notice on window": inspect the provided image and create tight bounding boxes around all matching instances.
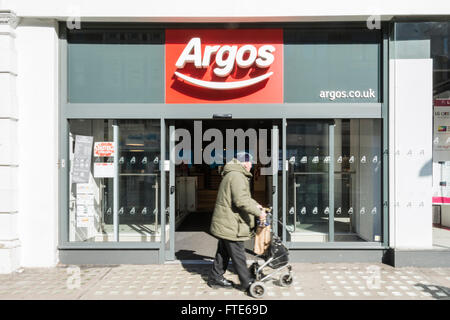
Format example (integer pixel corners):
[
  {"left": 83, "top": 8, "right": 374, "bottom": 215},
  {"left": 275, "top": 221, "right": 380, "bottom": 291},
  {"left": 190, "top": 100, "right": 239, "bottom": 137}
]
[
  {"left": 433, "top": 100, "right": 450, "bottom": 204},
  {"left": 94, "top": 142, "right": 115, "bottom": 157},
  {"left": 72, "top": 135, "right": 94, "bottom": 184},
  {"left": 76, "top": 191, "right": 96, "bottom": 222},
  {"left": 76, "top": 183, "right": 95, "bottom": 194},
  {"left": 433, "top": 101, "right": 450, "bottom": 162},
  {"left": 94, "top": 162, "right": 115, "bottom": 178},
  {"left": 76, "top": 194, "right": 95, "bottom": 206},
  {"left": 76, "top": 205, "right": 96, "bottom": 217},
  {"left": 76, "top": 216, "right": 93, "bottom": 228},
  {"left": 164, "top": 160, "right": 170, "bottom": 171}
]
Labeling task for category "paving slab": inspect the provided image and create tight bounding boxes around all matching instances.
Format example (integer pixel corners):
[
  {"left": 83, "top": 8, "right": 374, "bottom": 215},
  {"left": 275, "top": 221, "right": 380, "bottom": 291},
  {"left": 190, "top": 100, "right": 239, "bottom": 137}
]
[{"left": 0, "top": 263, "right": 449, "bottom": 300}]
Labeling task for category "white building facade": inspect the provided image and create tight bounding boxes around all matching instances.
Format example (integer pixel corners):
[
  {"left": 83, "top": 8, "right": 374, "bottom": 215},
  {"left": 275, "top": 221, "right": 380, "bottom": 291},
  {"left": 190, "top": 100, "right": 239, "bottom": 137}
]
[{"left": 1, "top": 0, "right": 450, "bottom": 273}]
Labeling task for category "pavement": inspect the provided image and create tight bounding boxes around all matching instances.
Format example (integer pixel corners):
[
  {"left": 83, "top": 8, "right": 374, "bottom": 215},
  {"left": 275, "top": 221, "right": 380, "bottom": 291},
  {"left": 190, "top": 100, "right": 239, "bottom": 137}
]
[
  {"left": 433, "top": 226, "right": 450, "bottom": 249},
  {"left": 0, "top": 262, "right": 450, "bottom": 300}
]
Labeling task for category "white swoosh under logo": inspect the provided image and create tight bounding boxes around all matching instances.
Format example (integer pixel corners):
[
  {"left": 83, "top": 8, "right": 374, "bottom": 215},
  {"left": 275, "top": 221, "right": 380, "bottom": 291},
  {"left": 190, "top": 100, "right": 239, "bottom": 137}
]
[{"left": 174, "top": 71, "right": 273, "bottom": 90}]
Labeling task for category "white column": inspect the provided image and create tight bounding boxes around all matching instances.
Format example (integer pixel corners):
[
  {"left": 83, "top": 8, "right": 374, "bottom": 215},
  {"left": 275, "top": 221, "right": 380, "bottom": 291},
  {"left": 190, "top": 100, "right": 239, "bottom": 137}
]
[
  {"left": 389, "top": 58, "right": 433, "bottom": 249},
  {"left": 0, "top": 10, "right": 20, "bottom": 274},
  {"left": 16, "top": 20, "right": 59, "bottom": 267}
]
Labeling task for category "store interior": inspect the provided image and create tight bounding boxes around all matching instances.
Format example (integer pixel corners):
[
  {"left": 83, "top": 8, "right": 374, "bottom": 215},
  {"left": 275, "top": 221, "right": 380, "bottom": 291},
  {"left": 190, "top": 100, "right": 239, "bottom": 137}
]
[{"left": 172, "top": 119, "right": 277, "bottom": 260}]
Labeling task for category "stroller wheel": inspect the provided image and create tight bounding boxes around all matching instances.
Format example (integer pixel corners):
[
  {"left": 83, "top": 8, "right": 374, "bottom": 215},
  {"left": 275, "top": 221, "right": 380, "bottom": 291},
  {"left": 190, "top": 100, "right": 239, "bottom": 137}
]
[
  {"left": 249, "top": 281, "right": 266, "bottom": 299},
  {"left": 279, "top": 272, "right": 293, "bottom": 287}
]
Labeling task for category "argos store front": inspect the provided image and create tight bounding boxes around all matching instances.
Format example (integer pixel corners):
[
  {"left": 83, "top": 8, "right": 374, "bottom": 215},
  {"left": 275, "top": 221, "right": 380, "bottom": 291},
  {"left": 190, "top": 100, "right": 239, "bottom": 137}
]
[{"left": 58, "top": 23, "right": 388, "bottom": 264}]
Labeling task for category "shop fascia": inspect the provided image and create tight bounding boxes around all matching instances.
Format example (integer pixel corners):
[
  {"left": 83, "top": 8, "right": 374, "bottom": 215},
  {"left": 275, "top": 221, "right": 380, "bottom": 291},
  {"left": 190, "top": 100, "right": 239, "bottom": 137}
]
[{"left": 174, "top": 37, "right": 276, "bottom": 89}]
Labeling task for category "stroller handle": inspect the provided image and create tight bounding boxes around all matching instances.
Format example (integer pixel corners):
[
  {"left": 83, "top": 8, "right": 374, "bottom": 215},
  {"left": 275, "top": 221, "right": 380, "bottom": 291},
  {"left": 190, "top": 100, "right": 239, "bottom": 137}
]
[{"left": 257, "top": 207, "right": 281, "bottom": 227}]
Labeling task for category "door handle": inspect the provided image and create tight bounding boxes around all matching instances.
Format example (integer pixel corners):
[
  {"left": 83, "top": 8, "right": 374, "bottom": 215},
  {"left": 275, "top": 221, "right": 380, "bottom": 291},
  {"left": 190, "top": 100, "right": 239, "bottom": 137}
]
[
  {"left": 272, "top": 185, "right": 276, "bottom": 194},
  {"left": 170, "top": 185, "right": 175, "bottom": 194}
]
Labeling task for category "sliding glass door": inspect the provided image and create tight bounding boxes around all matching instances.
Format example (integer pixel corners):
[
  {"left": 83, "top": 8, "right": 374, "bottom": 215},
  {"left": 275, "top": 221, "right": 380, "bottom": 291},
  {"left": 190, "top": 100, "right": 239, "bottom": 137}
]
[{"left": 285, "top": 119, "right": 383, "bottom": 244}]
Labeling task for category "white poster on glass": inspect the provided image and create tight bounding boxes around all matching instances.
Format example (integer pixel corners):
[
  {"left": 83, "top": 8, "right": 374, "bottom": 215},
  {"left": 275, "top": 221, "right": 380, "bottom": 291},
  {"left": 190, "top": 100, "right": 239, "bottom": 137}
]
[
  {"left": 94, "top": 162, "right": 115, "bottom": 178},
  {"left": 433, "top": 100, "right": 450, "bottom": 204},
  {"left": 433, "top": 103, "right": 450, "bottom": 162},
  {"left": 72, "top": 135, "right": 93, "bottom": 183}
]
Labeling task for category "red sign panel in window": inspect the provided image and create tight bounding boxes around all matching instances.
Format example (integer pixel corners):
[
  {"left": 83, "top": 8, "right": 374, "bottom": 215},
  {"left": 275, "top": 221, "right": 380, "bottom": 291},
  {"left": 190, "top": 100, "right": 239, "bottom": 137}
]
[
  {"left": 94, "top": 142, "right": 115, "bottom": 157},
  {"left": 165, "top": 29, "right": 283, "bottom": 104}
]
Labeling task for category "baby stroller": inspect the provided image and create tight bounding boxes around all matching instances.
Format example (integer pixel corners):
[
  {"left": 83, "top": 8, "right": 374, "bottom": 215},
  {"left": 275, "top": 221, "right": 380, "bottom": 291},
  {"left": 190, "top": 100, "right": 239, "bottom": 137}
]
[{"left": 248, "top": 209, "right": 293, "bottom": 298}]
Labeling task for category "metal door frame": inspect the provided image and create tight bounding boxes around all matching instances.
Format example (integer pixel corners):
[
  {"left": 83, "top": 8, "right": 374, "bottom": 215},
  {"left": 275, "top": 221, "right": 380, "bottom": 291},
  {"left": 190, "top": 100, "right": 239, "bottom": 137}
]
[
  {"left": 272, "top": 125, "right": 279, "bottom": 236},
  {"left": 166, "top": 125, "right": 176, "bottom": 261},
  {"left": 281, "top": 120, "right": 335, "bottom": 243}
]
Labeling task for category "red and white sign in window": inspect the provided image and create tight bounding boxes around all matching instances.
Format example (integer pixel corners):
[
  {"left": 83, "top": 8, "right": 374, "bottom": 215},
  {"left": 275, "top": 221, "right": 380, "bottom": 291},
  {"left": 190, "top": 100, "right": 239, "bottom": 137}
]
[
  {"left": 165, "top": 29, "right": 283, "bottom": 104},
  {"left": 94, "top": 142, "right": 115, "bottom": 157}
]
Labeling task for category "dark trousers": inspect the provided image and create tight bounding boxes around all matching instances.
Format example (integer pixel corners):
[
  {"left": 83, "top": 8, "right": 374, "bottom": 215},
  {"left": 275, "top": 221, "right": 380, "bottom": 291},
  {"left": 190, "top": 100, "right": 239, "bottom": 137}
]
[{"left": 210, "top": 238, "right": 252, "bottom": 286}]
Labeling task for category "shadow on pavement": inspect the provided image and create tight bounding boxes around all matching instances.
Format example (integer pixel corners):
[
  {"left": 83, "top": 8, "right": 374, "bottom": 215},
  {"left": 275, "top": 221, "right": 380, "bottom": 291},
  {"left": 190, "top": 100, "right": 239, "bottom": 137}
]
[
  {"left": 175, "top": 250, "right": 241, "bottom": 285},
  {"left": 415, "top": 283, "right": 450, "bottom": 300}
]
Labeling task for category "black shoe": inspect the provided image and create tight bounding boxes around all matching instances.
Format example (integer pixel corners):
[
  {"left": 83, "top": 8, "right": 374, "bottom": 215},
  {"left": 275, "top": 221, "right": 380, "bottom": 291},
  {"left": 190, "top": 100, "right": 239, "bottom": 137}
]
[
  {"left": 207, "top": 277, "right": 234, "bottom": 289},
  {"left": 235, "top": 278, "right": 255, "bottom": 292}
]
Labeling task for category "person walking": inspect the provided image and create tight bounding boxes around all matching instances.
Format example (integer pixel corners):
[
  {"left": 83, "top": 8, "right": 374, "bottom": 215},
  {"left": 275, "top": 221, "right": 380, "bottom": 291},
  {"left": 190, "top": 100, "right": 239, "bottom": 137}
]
[{"left": 207, "top": 152, "right": 266, "bottom": 292}]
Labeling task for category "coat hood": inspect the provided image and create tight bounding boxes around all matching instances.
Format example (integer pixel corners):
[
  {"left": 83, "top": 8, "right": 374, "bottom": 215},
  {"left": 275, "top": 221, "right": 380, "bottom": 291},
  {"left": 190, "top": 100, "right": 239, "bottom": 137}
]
[{"left": 222, "top": 158, "right": 253, "bottom": 178}]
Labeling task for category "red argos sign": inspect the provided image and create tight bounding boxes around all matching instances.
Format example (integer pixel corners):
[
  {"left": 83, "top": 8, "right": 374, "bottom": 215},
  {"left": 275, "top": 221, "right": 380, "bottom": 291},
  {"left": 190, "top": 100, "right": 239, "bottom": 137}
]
[{"left": 165, "top": 29, "right": 283, "bottom": 103}]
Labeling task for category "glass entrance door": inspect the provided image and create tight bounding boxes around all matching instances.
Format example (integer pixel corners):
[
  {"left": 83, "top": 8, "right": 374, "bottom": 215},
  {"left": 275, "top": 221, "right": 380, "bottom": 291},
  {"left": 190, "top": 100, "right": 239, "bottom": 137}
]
[
  {"left": 286, "top": 120, "right": 332, "bottom": 242},
  {"left": 164, "top": 120, "right": 281, "bottom": 261},
  {"left": 285, "top": 119, "right": 383, "bottom": 244}
]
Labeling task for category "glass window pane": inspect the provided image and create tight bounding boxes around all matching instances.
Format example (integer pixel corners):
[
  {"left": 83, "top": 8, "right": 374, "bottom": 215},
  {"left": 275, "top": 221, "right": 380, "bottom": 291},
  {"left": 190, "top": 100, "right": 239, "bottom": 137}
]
[
  {"left": 285, "top": 119, "right": 383, "bottom": 243},
  {"left": 286, "top": 120, "right": 330, "bottom": 242},
  {"left": 68, "top": 119, "right": 161, "bottom": 242},
  {"left": 333, "top": 119, "right": 383, "bottom": 242},
  {"left": 117, "top": 120, "right": 161, "bottom": 241}
]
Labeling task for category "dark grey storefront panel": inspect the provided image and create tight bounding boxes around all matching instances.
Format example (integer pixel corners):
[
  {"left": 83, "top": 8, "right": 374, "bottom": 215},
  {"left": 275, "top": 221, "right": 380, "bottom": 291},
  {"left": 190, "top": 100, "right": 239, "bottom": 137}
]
[
  {"left": 288, "top": 249, "right": 387, "bottom": 263},
  {"left": 64, "top": 103, "right": 382, "bottom": 119},
  {"left": 386, "top": 249, "right": 450, "bottom": 267},
  {"left": 59, "top": 249, "right": 159, "bottom": 265},
  {"left": 68, "top": 43, "right": 164, "bottom": 103},
  {"left": 284, "top": 29, "right": 381, "bottom": 103}
]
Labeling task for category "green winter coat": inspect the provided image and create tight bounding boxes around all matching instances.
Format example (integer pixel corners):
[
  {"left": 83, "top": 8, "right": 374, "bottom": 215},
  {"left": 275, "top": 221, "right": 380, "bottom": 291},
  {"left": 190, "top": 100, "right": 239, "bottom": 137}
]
[{"left": 210, "top": 159, "right": 262, "bottom": 241}]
